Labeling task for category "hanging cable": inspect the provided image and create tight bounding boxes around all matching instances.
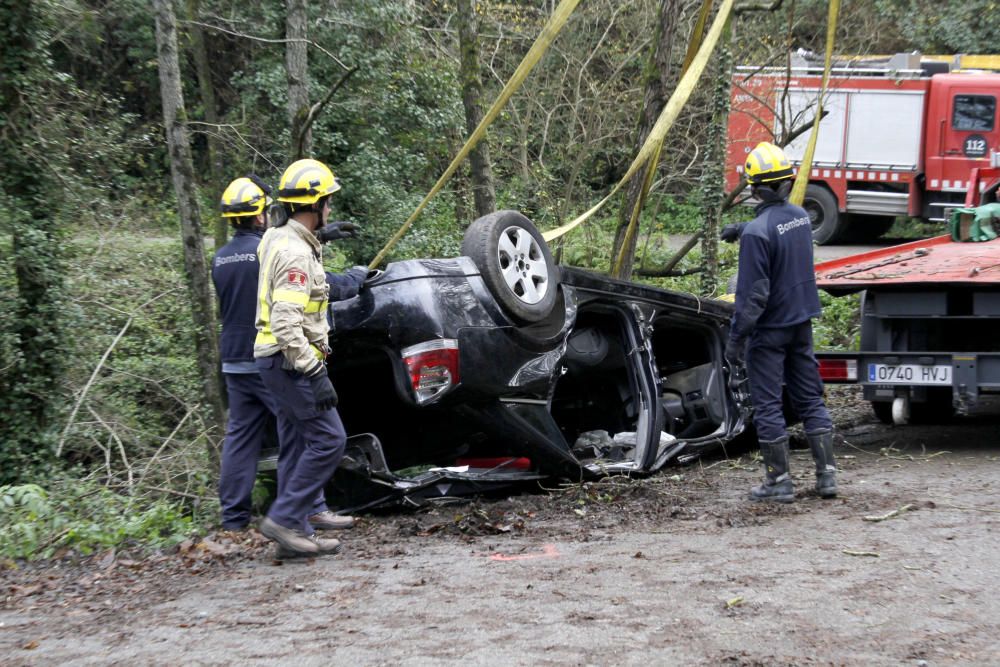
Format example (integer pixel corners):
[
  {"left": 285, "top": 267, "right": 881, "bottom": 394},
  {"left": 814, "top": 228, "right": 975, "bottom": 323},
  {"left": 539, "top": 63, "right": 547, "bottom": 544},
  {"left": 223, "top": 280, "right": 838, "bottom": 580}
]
[
  {"left": 369, "top": 0, "right": 581, "bottom": 268},
  {"left": 543, "top": 0, "right": 736, "bottom": 242},
  {"left": 789, "top": 0, "right": 841, "bottom": 206}
]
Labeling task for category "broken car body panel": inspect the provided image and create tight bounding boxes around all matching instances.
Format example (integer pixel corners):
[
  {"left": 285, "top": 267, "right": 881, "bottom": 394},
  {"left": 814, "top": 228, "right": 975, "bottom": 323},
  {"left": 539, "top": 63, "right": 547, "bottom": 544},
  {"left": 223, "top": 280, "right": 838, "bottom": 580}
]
[{"left": 318, "top": 255, "right": 751, "bottom": 510}]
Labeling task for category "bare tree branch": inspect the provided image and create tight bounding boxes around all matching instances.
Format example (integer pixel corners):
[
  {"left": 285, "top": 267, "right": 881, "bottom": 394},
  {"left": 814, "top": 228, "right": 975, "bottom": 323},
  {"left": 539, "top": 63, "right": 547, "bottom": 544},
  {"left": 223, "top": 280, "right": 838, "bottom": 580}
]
[
  {"left": 180, "top": 19, "right": 350, "bottom": 70},
  {"left": 636, "top": 110, "right": 827, "bottom": 278},
  {"left": 292, "top": 65, "right": 359, "bottom": 161}
]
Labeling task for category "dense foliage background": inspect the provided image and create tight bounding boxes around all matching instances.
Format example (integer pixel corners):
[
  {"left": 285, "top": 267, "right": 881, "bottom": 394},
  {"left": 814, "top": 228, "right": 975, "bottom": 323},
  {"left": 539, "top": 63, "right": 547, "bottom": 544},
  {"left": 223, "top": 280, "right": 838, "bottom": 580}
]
[{"left": 1, "top": 0, "right": 993, "bottom": 556}]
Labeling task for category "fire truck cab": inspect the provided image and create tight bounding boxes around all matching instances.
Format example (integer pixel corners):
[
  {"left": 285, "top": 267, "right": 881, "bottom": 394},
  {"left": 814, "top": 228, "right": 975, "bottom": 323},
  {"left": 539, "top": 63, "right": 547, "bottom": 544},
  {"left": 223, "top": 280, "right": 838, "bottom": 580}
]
[{"left": 727, "top": 53, "right": 1000, "bottom": 244}]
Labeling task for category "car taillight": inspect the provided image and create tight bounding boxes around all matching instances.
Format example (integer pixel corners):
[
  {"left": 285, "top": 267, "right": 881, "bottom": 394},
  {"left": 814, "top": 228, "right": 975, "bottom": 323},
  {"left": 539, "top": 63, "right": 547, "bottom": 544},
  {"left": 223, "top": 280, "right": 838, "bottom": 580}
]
[
  {"left": 818, "top": 358, "right": 857, "bottom": 382},
  {"left": 401, "top": 339, "right": 460, "bottom": 404}
]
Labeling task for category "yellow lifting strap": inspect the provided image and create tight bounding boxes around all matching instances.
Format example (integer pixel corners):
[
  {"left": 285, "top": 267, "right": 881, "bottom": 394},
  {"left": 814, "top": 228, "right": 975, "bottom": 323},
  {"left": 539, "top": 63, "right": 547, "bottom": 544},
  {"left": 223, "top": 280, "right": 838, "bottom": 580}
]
[
  {"left": 543, "top": 0, "right": 735, "bottom": 243},
  {"left": 611, "top": 0, "right": 716, "bottom": 276},
  {"left": 789, "top": 0, "right": 840, "bottom": 206},
  {"left": 369, "top": 0, "right": 582, "bottom": 269}
]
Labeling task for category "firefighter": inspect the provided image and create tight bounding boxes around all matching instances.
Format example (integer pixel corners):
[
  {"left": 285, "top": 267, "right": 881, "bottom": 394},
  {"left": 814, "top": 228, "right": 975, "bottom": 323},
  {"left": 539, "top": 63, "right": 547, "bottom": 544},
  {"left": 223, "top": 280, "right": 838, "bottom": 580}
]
[
  {"left": 254, "top": 158, "right": 366, "bottom": 557},
  {"left": 213, "top": 176, "right": 294, "bottom": 530},
  {"left": 723, "top": 142, "right": 836, "bottom": 502},
  {"left": 212, "top": 175, "right": 356, "bottom": 533}
]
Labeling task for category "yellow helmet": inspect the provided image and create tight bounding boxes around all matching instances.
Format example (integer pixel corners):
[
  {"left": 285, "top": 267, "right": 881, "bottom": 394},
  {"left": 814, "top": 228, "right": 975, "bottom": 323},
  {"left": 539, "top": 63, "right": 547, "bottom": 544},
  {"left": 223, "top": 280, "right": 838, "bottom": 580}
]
[
  {"left": 220, "top": 177, "right": 270, "bottom": 217},
  {"left": 744, "top": 141, "right": 794, "bottom": 184},
  {"left": 276, "top": 158, "right": 341, "bottom": 205}
]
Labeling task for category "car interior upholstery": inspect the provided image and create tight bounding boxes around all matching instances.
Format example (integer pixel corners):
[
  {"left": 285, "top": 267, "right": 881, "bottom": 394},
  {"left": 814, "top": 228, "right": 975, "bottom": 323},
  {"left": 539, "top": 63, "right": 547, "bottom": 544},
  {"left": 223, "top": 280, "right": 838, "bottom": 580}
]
[
  {"left": 651, "top": 322, "right": 725, "bottom": 439},
  {"left": 551, "top": 310, "right": 641, "bottom": 462}
]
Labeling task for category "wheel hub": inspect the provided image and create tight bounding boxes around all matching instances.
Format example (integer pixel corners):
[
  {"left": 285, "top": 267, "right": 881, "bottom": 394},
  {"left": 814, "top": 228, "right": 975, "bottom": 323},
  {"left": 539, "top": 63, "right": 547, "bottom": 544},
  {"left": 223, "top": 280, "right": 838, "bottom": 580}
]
[
  {"left": 497, "top": 226, "right": 548, "bottom": 305},
  {"left": 806, "top": 204, "right": 821, "bottom": 231}
]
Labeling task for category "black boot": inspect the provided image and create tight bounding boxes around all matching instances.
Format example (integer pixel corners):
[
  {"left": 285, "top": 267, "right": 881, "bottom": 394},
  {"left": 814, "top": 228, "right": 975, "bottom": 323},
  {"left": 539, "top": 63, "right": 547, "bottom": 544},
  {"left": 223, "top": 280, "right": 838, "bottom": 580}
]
[
  {"left": 806, "top": 429, "right": 837, "bottom": 498},
  {"left": 750, "top": 436, "right": 795, "bottom": 503}
]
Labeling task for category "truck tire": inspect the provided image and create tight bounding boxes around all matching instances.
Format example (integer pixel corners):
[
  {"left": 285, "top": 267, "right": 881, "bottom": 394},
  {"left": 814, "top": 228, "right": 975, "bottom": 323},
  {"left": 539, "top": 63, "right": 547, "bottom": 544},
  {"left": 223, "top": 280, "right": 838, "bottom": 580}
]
[
  {"left": 871, "top": 400, "right": 893, "bottom": 424},
  {"left": 871, "top": 394, "right": 953, "bottom": 425},
  {"left": 805, "top": 184, "right": 846, "bottom": 245},
  {"left": 462, "top": 210, "right": 560, "bottom": 324}
]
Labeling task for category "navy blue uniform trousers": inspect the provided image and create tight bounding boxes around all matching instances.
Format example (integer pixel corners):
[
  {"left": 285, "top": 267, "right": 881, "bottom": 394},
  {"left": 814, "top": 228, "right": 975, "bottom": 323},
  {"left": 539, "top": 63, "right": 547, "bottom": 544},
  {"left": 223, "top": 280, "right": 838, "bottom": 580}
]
[
  {"left": 256, "top": 353, "right": 347, "bottom": 533},
  {"left": 219, "top": 373, "right": 292, "bottom": 529},
  {"left": 746, "top": 321, "right": 832, "bottom": 442},
  {"left": 219, "top": 372, "right": 328, "bottom": 529}
]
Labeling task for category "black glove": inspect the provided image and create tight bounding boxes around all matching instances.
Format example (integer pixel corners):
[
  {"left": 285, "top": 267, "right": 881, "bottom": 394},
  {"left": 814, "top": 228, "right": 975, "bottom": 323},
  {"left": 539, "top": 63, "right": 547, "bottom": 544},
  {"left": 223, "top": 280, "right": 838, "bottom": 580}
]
[
  {"left": 725, "top": 337, "right": 746, "bottom": 367},
  {"left": 317, "top": 221, "right": 360, "bottom": 243},
  {"left": 720, "top": 223, "right": 742, "bottom": 243},
  {"left": 307, "top": 368, "right": 339, "bottom": 411}
]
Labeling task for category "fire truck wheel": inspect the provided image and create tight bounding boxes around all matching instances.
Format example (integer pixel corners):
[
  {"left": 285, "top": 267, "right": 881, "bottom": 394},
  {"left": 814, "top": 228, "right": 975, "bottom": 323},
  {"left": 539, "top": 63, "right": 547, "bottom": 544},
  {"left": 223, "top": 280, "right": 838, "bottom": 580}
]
[{"left": 804, "top": 184, "right": 845, "bottom": 245}]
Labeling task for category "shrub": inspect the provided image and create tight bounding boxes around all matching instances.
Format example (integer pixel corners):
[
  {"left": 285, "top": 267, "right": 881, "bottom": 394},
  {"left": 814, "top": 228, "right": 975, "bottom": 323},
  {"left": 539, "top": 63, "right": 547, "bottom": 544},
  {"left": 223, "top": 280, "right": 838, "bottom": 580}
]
[
  {"left": 0, "top": 481, "right": 197, "bottom": 560},
  {"left": 814, "top": 291, "right": 861, "bottom": 351}
]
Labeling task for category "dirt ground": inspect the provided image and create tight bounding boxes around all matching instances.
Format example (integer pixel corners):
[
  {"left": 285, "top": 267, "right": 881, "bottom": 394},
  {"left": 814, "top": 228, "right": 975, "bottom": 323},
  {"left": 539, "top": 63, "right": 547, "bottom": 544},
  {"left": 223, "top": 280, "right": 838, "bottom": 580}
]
[{"left": 3, "top": 387, "right": 1000, "bottom": 666}]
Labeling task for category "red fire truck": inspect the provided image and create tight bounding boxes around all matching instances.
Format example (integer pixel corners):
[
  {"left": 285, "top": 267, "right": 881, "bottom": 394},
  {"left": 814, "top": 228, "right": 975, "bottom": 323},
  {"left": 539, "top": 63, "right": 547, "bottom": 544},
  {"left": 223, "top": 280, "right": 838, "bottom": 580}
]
[{"left": 726, "top": 53, "right": 1000, "bottom": 244}]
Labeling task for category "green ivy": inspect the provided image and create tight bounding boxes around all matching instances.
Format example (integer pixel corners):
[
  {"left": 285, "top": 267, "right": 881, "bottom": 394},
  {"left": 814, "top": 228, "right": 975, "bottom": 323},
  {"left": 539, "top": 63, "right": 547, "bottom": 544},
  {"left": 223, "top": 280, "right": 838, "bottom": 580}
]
[
  {"left": 0, "top": 481, "right": 195, "bottom": 560},
  {"left": 0, "top": 2, "right": 65, "bottom": 483}
]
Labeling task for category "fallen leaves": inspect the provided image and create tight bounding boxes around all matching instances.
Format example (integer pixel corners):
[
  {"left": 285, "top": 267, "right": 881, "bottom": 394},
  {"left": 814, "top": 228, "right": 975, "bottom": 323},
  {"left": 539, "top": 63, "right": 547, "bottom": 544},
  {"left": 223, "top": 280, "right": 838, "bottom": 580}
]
[
  {"left": 177, "top": 529, "right": 270, "bottom": 564},
  {"left": 410, "top": 507, "right": 530, "bottom": 537}
]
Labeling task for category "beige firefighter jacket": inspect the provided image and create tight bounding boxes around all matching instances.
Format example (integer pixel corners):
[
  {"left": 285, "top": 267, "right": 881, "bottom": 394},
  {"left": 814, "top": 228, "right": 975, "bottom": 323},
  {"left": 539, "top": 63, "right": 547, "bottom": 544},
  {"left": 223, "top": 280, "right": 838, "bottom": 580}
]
[{"left": 254, "top": 219, "right": 330, "bottom": 375}]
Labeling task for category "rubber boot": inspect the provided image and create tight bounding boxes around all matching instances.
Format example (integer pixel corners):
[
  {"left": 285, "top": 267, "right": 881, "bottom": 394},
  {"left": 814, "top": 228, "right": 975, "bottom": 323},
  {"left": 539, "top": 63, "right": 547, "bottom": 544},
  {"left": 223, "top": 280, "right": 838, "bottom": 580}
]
[
  {"left": 750, "top": 436, "right": 795, "bottom": 503},
  {"left": 807, "top": 429, "right": 837, "bottom": 498}
]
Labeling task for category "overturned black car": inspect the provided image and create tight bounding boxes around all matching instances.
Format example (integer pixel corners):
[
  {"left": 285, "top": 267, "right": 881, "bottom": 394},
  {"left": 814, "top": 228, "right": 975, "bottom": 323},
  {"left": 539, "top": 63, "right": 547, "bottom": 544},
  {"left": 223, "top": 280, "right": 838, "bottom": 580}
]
[{"left": 313, "top": 211, "right": 751, "bottom": 510}]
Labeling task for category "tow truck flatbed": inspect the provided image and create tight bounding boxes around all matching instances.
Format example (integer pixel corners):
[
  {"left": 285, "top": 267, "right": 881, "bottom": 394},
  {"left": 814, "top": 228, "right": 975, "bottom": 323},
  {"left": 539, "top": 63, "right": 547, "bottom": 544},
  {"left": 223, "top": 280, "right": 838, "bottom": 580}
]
[
  {"left": 815, "top": 232, "right": 1000, "bottom": 424},
  {"left": 816, "top": 235, "right": 1000, "bottom": 294}
]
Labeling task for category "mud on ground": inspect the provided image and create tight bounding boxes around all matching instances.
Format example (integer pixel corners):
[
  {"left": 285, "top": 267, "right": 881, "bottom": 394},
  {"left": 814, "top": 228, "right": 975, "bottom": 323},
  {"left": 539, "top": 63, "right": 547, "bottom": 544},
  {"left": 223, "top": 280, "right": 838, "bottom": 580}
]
[{"left": 3, "top": 387, "right": 1000, "bottom": 665}]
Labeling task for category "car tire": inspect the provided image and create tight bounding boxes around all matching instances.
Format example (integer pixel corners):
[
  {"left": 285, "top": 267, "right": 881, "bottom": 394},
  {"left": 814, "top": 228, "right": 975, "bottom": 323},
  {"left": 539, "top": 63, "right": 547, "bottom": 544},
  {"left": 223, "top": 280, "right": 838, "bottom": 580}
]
[
  {"left": 805, "top": 184, "right": 846, "bottom": 245},
  {"left": 461, "top": 210, "right": 560, "bottom": 324}
]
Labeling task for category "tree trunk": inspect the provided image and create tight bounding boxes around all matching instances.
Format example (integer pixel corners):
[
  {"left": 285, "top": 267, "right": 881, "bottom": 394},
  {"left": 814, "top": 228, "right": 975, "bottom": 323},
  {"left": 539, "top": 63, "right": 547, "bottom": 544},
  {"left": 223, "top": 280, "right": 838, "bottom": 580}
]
[
  {"left": 610, "top": 0, "right": 680, "bottom": 277},
  {"left": 456, "top": 0, "right": 496, "bottom": 218},
  {"left": 286, "top": 0, "right": 311, "bottom": 160},
  {"left": 0, "top": 2, "right": 63, "bottom": 481},
  {"left": 152, "top": 0, "right": 225, "bottom": 458},
  {"left": 185, "top": 0, "right": 227, "bottom": 250},
  {"left": 699, "top": 19, "right": 733, "bottom": 296},
  {"left": 451, "top": 139, "right": 473, "bottom": 229}
]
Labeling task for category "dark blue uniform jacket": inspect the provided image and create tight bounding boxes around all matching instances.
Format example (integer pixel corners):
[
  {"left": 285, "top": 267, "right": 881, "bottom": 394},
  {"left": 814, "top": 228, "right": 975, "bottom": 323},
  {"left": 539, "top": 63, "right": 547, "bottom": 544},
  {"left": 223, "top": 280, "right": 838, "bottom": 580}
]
[
  {"left": 213, "top": 230, "right": 263, "bottom": 364},
  {"left": 731, "top": 197, "right": 821, "bottom": 338}
]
